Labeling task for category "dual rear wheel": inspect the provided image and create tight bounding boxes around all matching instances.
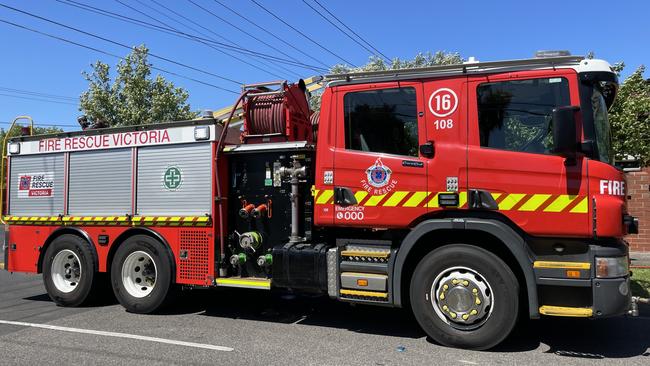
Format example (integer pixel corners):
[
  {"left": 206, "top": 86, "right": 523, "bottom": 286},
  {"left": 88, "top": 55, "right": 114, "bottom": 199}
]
[{"left": 43, "top": 234, "right": 174, "bottom": 313}]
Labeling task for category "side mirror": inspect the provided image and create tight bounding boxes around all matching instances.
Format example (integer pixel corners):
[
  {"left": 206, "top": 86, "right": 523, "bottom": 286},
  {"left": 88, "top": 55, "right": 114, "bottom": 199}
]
[{"left": 552, "top": 106, "right": 579, "bottom": 160}]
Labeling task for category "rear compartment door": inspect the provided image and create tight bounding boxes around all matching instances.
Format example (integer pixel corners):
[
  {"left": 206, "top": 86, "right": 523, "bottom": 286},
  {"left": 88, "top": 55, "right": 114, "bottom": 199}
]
[{"left": 331, "top": 81, "right": 428, "bottom": 228}]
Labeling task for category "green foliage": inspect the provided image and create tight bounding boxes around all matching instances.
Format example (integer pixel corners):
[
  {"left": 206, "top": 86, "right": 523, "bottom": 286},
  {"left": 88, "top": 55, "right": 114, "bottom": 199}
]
[
  {"left": 310, "top": 51, "right": 463, "bottom": 111},
  {"left": 79, "top": 45, "right": 198, "bottom": 126},
  {"left": 631, "top": 268, "right": 650, "bottom": 297},
  {"left": 608, "top": 65, "right": 650, "bottom": 165}
]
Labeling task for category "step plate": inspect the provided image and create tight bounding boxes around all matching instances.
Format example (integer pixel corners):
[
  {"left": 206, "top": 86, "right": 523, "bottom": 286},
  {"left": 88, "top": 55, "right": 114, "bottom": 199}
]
[{"left": 215, "top": 277, "right": 271, "bottom": 290}]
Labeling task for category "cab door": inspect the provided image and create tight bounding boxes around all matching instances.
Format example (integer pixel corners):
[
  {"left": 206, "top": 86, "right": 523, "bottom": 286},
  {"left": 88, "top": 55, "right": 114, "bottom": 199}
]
[
  {"left": 466, "top": 70, "right": 590, "bottom": 237},
  {"left": 421, "top": 76, "right": 468, "bottom": 210},
  {"left": 331, "top": 82, "right": 428, "bottom": 228}
]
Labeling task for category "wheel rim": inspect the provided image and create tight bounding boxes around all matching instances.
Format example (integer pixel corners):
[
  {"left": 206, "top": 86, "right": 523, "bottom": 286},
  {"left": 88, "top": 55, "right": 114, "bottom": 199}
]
[
  {"left": 121, "top": 251, "right": 157, "bottom": 298},
  {"left": 51, "top": 249, "right": 82, "bottom": 293},
  {"left": 430, "top": 266, "right": 494, "bottom": 330}
]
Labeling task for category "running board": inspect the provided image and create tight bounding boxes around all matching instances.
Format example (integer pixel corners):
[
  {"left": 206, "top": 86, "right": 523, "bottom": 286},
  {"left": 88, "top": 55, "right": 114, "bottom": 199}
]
[
  {"left": 539, "top": 305, "right": 593, "bottom": 317},
  {"left": 215, "top": 277, "right": 271, "bottom": 290}
]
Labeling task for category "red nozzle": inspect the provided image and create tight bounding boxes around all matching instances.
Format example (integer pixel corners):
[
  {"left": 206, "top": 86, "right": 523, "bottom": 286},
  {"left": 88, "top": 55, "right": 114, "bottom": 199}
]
[{"left": 239, "top": 203, "right": 255, "bottom": 218}]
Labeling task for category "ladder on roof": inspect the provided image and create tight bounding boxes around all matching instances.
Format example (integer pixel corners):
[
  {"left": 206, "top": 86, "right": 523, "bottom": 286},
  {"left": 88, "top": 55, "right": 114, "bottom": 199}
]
[
  {"left": 324, "top": 56, "right": 585, "bottom": 82},
  {"left": 1, "top": 116, "right": 34, "bottom": 224}
]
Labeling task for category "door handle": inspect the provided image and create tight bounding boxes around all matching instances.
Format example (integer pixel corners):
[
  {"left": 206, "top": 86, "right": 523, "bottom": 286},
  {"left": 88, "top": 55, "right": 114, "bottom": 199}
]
[
  {"left": 420, "top": 140, "right": 435, "bottom": 158},
  {"left": 334, "top": 187, "right": 358, "bottom": 206}
]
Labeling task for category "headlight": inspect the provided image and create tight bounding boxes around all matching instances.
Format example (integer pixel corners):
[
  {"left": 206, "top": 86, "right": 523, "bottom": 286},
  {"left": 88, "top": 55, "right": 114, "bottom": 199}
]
[
  {"left": 194, "top": 126, "right": 210, "bottom": 140},
  {"left": 8, "top": 142, "right": 20, "bottom": 154},
  {"left": 595, "top": 257, "right": 629, "bottom": 278}
]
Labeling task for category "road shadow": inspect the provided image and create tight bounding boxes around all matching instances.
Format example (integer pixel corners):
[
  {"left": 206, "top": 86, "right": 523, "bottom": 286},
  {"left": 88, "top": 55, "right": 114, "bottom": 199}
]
[
  {"left": 19, "top": 284, "right": 650, "bottom": 359},
  {"left": 496, "top": 303, "right": 650, "bottom": 358},
  {"left": 161, "top": 288, "right": 650, "bottom": 358}
]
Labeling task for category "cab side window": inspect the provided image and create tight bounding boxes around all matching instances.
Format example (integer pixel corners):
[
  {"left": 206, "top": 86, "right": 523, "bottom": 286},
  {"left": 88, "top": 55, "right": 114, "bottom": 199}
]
[
  {"left": 477, "top": 78, "right": 570, "bottom": 154},
  {"left": 344, "top": 87, "right": 418, "bottom": 157}
]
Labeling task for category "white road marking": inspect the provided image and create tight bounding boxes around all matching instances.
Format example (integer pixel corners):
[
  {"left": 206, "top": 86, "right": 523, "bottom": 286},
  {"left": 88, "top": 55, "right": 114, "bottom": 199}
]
[
  {"left": 458, "top": 360, "right": 478, "bottom": 365},
  {"left": 0, "top": 319, "right": 233, "bottom": 352}
]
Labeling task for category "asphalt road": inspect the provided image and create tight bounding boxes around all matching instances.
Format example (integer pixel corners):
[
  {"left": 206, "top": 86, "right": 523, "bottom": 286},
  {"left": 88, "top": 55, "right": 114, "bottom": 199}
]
[{"left": 0, "top": 262, "right": 649, "bottom": 365}]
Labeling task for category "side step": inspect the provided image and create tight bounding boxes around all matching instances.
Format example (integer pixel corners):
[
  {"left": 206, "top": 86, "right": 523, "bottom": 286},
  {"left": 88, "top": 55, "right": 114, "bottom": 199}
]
[
  {"left": 333, "top": 241, "right": 393, "bottom": 303},
  {"left": 215, "top": 277, "right": 271, "bottom": 290},
  {"left": 539, "top": 305, "right": 593, "bottom": 317}
]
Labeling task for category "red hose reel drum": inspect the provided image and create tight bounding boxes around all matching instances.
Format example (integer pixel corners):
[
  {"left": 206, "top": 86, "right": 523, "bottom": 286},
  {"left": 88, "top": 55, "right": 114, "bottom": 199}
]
[{"left": 242, "top": 81, "right": 313, "bottom": 144}]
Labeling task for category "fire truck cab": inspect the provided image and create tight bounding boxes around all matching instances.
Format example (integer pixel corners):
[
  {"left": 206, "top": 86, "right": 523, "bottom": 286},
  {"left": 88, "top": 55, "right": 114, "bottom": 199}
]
[{"left": 2, "top": 54, "right": 638, "bottom": 350}]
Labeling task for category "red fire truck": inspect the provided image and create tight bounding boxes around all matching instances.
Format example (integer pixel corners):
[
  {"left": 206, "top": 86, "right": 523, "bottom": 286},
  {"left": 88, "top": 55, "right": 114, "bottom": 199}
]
[{"left": 1, "top": 53, "right": 640, "bottom": 350}]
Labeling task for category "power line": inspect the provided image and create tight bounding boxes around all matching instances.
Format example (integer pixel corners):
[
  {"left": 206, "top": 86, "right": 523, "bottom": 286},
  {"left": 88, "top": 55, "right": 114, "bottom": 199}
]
[
  {"left": 0, "top": 3, "right": 243, "bottom": 86},
  {"left": 312, "top": 0, "right": 390, "bottom": 62},
  {"left": 301, "top": 0, "right": 390, "bottom": 63},
  {"left": 0, "top": 92, "right": 78, "bottom": 106},
  {"left": 185, "top": 0, "right": 305, "bottom": 74},
  {"left": 0, "top": 18, "right": 240, "bottom": 94},
  {"left": 249, "top": 0, "right": 356, "bottom": 67},
  {"left": 211, "top": 0, "right": 329, "bottom": 70},
  {"left": 139, "top": 0, "right": 295, "bottom": 80},
  {"left": 54, "top": 0, "right": 327, "bottom": 72},
  {"left": 131, "top": 0, "right": 285, "bottom": 79},
  {"left": 0, "top": 86, "right": 77, "bottom": 101}
]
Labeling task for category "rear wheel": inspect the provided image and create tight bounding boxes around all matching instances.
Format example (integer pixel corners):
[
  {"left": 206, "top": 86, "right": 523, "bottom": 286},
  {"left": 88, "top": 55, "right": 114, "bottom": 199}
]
[
  {"left": 43, "top": 234, "right": 97, "bottom": 306},
  {"left": 111, "top": 235, "right": 174, "bottom": 313},
  {"left": 409, "top": 244, "right": 519, "bottom": 350}
]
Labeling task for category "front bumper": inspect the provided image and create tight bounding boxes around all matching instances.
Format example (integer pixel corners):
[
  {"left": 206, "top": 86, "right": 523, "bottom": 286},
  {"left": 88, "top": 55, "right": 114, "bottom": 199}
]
[{"left": 534, "top": 241, "right": 631, "bottom": 318}]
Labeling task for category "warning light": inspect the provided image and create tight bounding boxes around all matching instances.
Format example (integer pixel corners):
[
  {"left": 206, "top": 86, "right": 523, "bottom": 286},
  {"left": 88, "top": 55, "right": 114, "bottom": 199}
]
[
  {"left": 356, "top": 279, "right": 368, "bottom": 287},
  {"left": 566, "top": 270, "right": 580, "bottom": 278}
]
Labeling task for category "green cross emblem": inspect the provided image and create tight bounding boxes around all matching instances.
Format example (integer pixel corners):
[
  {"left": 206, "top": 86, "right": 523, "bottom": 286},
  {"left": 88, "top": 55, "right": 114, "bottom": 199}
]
[{"left": 163, "top": 166, "right": 182, "bottom": 190}]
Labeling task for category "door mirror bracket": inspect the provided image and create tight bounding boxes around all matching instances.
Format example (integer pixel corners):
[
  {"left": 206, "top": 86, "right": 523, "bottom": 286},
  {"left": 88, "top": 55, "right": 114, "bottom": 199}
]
[
  {"left": 420, "top": 141, "right": 435, "bottom": 158},
  {"left": 551, "top": 106, "right": 579, "bottom": 163}
]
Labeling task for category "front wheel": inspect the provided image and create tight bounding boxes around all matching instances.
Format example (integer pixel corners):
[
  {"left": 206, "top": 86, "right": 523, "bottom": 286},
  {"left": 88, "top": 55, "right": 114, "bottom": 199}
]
[
  {"left": 409, "top": 244, "right": 519, "bottom": 350},
  {"left": 111, "top": 235, "right": 174, "bottom": 313}
]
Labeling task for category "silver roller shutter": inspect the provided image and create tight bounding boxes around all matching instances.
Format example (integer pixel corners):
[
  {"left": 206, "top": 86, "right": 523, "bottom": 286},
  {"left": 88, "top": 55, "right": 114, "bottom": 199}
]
[
  {"left": 9, "top": 154, "right": 64, "bottom": 216},
  {"left": 137, "top": 142, "right": 212, "bottom": 216},
  {"left": 68, "top": 148, "right": 132, "bottom": 216}
]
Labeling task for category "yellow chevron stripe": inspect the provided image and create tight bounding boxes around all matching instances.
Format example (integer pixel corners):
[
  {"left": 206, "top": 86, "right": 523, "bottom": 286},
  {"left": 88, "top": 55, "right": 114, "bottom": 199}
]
[
  {"left": 383, "top": 191, "right": 408, "bottom": 207},
  {"left": 316, "top": 189, "right": 333, "bottom": 204},
  {"left": 491, "top": 193, "right": 502, "bottom": 200},
  {"left": 354, "top": 191, "right": 368, "bottom": 203},
  {"left": 403, "top": 191, "right": 429, "bottom": 207},
  {"left": 364, "top": 194, "right": 386, "bottom": 207},
  {"left": 499, "top": 193, "right": 526, "bottom": 210},
  {"left": 458, "top": 192, "right": 467, "bottom": 207},
  {"left": 544, "top": 195, "right": 578, "bottom": 212},
  {"left": 425, "top": 193, "right": 440, "bottom": 208},
  {"left": 519, "top": 194, "right": 551, "bottom": 211},
  {"left": 570, "top": 197, "right": 589, "bottom": 213}
]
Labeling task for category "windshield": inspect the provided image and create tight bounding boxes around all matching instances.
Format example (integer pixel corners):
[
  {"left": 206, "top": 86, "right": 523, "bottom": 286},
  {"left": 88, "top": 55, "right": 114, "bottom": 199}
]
[{"left": 591, "top": 88, "right": 613, "bottom": 164}]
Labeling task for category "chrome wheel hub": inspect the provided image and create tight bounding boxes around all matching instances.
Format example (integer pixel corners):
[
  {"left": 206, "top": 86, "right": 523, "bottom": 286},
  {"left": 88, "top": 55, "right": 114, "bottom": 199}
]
[
  {"left": 430, "top": 266, "right": 493, "bottom": 330},
  {"left": 51, "top": 249, "right": 82, "bottom": 293},
  {"left": 121, "top": 251, "right": 157, "bottom": 298}
]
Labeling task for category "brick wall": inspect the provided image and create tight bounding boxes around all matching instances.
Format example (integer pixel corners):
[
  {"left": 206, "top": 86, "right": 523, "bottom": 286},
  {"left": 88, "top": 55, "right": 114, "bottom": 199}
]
[{"left": 626, "top": 167, "right": 650, "bottom": 252}]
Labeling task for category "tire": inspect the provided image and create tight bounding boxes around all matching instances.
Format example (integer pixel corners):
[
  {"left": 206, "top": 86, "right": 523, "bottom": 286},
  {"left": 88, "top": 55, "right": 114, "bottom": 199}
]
[
  {"left": 111, "top": 235, "right": 174, "bottom": 314},
  {"left": 43, "top": 234, "right": 98, "bottom": 307},
  {"left": 409, "top": 244, "right": 519, "bottom": 350}
]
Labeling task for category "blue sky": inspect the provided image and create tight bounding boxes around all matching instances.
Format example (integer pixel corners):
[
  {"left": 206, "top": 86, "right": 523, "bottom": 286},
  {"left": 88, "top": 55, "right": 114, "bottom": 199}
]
[{"left": 0, "top": 0, "right": 647, "bottom": 131}]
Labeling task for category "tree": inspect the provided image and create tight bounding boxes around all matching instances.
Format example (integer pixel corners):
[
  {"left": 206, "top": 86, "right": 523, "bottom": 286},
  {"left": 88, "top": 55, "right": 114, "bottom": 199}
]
[
  {"left": 608, "top": 65, "right": 650, "bottom": 165},
  {"left": 310, "top": 51, "right": 463, "bottom": 110},
  {"left": 79, "top": 45, "right": 198, "bottom": 126}
]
